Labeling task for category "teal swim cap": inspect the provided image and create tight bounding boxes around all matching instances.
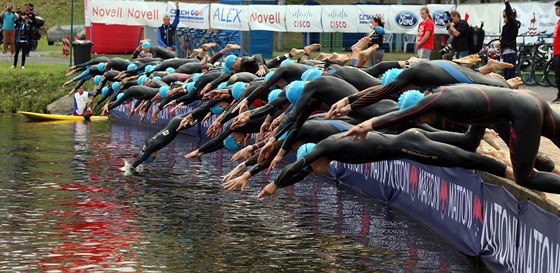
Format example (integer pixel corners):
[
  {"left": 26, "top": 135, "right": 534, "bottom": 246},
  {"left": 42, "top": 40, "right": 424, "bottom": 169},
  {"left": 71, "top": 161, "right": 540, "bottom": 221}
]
[
  {"left": 223, "top": 135, "right": 240, "bottom": 151},
  {"left": 397, "top": 90, "right": 424, "bottom": 110},
  {"left": 224, "top": 55, "right": 237, "bottom": 69},
  {"left": 301, "top": 68, "right": 322, "bottom": 81},
  {"left": 101, "top": 87, "right": 109, "bottom": 96},
  {"left": 127, "top": 63, "right": 137, "bottom": 71},
  {"left": 296, "top": 143, "right": 316, "bottom": 161},
  {"left": 144, "top": 65, "right": 155, "bottom": 73},
  {"left": 185, "top": 82, "right": 195, "bottom": 94},
  {"left": 97, "top": 62, "right": 105, "bottom": 72},
  {"left": 191, "top": 73, "right": 202, "bottom": 82},
  {"left": 166, "top": 67, "right": 175, "bottom": 73},
  {"left": 142, "top": 41, "right": 152, "bottom": 49},
  {"left": 217, "top": 82, "right": 227, "bottom": 89},
  {"left": 153, "top": 76, "right": 162, "bottom": 81},
  {"left": 210, "top": 103, "right": 223, "bottom": 115},
  {"left": 280, "top": 59, "right": 294, "bottom": 67},
  {"left": 231, "top": 82, "right": 246, "bottom": 100},
  {"left": 116, "top": 93, "right": 124, "bottom": 102},
  {"left": 111, "top": 82, "right": 120, "bottom": 91},
  {"left": 145, "top": 155, "right": 155, "bottom": 163},
  {"left": 137, "top": 75, "right": 148, "bottom": 85},
  {"left": 221, "top": 66, "right": 230, "bottom": 73},
  {"left": 268, "top": 88, "right": 282, "bottom": 102},
  {"left": 286, "top": 80, "right": 305, "bottom": 104},
  {"left": 159, "top": 86, "right": 170, "bottom": 98},
  {"left": 380, "top": 68, "right": 403, "bottom": 86},
  {"left": 93, "top": 75, "right": 101, "bottom": 85}
]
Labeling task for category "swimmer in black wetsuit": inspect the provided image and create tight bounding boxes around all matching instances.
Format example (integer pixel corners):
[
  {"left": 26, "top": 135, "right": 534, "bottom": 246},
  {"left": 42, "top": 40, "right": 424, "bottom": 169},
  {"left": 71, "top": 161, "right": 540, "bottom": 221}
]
[
  {"left": 344, "top": 84, "right": 560, "bottom": 193},
  {"left": 66, "top": 56, "right": 110, "bottom": 76},
  {"left": 62, "top": 63, "right": 106, "bottom": 96},
  {"left": 256, "top": 128, "right": 514, "bottom": 199},
  {"left": 132, "top": 41, "right": 178, "bottom": 60}
]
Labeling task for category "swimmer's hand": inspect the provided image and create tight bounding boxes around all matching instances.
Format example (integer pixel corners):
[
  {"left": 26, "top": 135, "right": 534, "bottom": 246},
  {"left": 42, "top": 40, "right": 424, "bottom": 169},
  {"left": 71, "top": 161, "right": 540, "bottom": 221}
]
[
  {"left": 231, "top": 110, "right": 251, "bottom": 129},
  {"left": 222, "top": 162, "right": 247, "bottom": 183},
  {"left": 177, "top": 114, "right": 193, "bottom": 131},
  {"left": 170, "top": 102, "right": 185, "bottom": 112},
  {"left": 151, "top": 93, "right": 162, "bottom": 103},
  {"left": 185, "top": 150, "right": 202, "bottom": 159},
  {"left": 223, "top": 172, "right": 251, "bottom": 191},
  {"left": 166, "top": 87, "right": 184, "bottom": 98},
  {"left": 232, "top": 146, "right": 253, "bottom": 162},
  {"left": 258, "top": 138, "right": 276, "bottom": 163},
  {"left": 325, "top": 97, "right": 350, "bottom": 119},
  {"left": 256, "top": 182, "right": 278, "bottom": 200},
  {"left": 232, "top": 98, "right": 249, "bottom": 114},
  {"left": 266, "top": 152, "right": 283, "bottom": 176},
  {"left": 256, "top": 65, "right": 266, "bottom": 77},
  {"left": 342, "top": 122, "right": 372, "bottom": 142},
  {"left": 163, "top": 99, "right": 176, "bottom": 109},
  {"left": 151, "top": 108, "right": 161, "bottom": 124}
]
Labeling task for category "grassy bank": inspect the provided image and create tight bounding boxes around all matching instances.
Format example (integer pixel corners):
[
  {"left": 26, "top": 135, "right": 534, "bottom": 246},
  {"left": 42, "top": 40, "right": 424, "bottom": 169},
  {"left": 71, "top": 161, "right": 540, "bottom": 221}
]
[{"left": 0, "top": 62, "right": 93, "bottom": 113}]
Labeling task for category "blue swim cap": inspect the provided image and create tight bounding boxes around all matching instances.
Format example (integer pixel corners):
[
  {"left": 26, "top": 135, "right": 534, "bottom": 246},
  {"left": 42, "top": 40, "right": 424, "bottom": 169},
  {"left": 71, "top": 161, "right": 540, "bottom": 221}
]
[
  {"left": 93, "top": 75, "right": 101, "bottom": 85},
  {"left": 301, "top": 68, "right": 322, "bottom": 81},
  {"left": 397, "top": 90, "right": 424, "bottom": 110},
  {"left": 137, "top": 75, "right": 148, "bottom": 85},
  {"left": 101, "top": 87, "right": 110, "bottom": 96},
  {"left": 286, "top": 80, "right": 305, "bottom": 104},
  {"left": 185, "top": 82, "right": 195, "bottom": 94},
  {"left": 231, "top": 82, "right": 246, "bottom": 100},
  {"left": 166, "top": 67, "right": 175, "bottom": 73},
  {"left": 127, "top": 63, "right": 138, "bottom": 71},
  {"left": 217, "top": 82, "right": 227, "bottom": 89},
  {"left": 296, "top": 143, "right": 316, "bottom": 161},
  {"left": 268, "top": 88, "right": 282, "bottom": 102},
  {"left": 380, "top": 68, "right": 403, "bottom": 86},
  {"left": 280, "top": 59, "right": 294, "bottom": 67},
  {"left": 224, "top": 55, "right": 237, "bottom": 70},
  {"left": 153, "top": 76, "right": 162, "bottom": 81},
  {"left": 221, "top": 66, "right": 230, "bottom": 73},
  {"left": 97, "top": 62, "right": 105, "bottom": 72},
  {"left": 223, "top": 135, "right": 240, "bottom": 151},
  {"left": 145, "top": 155, "right": 155, "bottom": 163},
  {"left": 210, "top": 103, "right": 223, "bottom": 115},
  {"left": 144, "top": 65, "right": 155, "bottom": 74},
  {"left": 142, "top": 41, "right": 152, "bottom": 49},
  {"left": 111, "top": 82, "right": 120, "bottom": 91},
  {"left": 191, "top": 73, "right": 202, "bottom": 82},
  {"left": 159, "top": 86, "right": 170, "bottom": 98},
  {"left": 116, "top": 93, "right": 124, "bottom": 102},
  {"left": 264, "top": 71, "right": 277, "bottom": 90}
]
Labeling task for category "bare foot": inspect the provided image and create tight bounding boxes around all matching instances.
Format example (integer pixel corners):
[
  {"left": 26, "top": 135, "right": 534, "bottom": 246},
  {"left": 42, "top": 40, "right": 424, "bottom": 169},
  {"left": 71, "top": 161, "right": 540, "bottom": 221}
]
[
  {"left": 315, "top": 52, "right": 331, "bottom": 60},
  {"left": 531, "top": 190, "right": 548, "bottom": 203},
  {"left": 290, "top": 48, "right": 305, "bottom": 57},
  {"left": 203, "top": 42, "right": 217, "bottom": 51},
  {"left": 327, "top": 52, "right": 350, "bottom": 65},
  {"left": 351, "top": 37, "right": 371, "bottom": 52},
  {"left": 488, "top": 58, "right": 514, "bottom": 70},
  {"left": 407, "top": 56, "right": 423, "bottom": 66},
  {"left": 359, "top": 44, "right": 378, "bottom": 59},
  {"left": 304, "top": 43, "right": 321, "bottom": 54},
  {"left": 189, "top": 49, "right": 201, "bottom": 58},
  {"left": 506, "top": 77, "right": 524, "bottom": 89},
  {"left": 226, "top": 44, "right": 241, "bottom": 50}
]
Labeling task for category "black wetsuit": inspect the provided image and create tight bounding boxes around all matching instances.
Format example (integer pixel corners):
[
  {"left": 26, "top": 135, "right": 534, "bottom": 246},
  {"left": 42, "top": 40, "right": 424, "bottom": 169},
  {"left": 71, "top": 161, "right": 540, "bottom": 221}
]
[
  {"left": 327, "top": 65, "right": 381, "bottom": 90},
  {"left": 108, "top": 85, "right": 159, "bottom": 110},
  {"left": 105, "top": 58, "right": 132, "bottom": 72},
  {"left": 73, "top": 56, "right": 110, "bottom": 72},
  {"left": 132, "top": 46, "right": 179, "bottom": 60},
  {"left": 350, "top": 60, "right": 511, "bottom": 110},
  {"left": 366, "top": 84, "right": 560, "bottom": 193},
  {"left": 245, "top": 64, "right": 308, "bottom": 104},
  {"left": 152, "top": 58, "right": 198, "bottom": 72},
  {"left": 274, "top": 129, "right": 508, "bottom": 188}
]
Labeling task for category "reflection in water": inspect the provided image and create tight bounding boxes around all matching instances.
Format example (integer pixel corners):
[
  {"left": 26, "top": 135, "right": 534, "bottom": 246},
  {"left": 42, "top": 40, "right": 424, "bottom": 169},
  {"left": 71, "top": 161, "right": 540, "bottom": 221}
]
[{"left": 0, "top": 115, "right": 478, "bottom": 272}]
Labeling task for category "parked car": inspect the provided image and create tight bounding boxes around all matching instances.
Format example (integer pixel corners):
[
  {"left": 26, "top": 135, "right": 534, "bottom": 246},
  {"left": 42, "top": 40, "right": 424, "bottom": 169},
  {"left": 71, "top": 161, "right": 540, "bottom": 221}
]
[{"left": 47, "top": 24, "right": 86, "bottom": 45}]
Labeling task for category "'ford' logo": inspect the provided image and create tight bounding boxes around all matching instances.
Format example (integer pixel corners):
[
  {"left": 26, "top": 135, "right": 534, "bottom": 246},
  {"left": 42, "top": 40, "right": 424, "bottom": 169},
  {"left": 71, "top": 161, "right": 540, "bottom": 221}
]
[
  {"left": 395, "top": 11, "right": 418, "bottom": 28},
  {"left": 433, "top": 10, "right": 448, "bottom": 28}
]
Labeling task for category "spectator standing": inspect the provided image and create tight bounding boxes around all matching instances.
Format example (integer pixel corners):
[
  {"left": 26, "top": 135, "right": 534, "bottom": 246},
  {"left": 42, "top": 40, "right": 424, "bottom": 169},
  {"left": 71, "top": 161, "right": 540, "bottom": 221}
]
[
  {"left": 21, "top": 4, "right": 34, "bottom": 25},
  {"left": 446, "top": 10, "right": 470, "bottom": 59},
  {"left": 14, "top": 5, "right": 21, "bottom": 18},
  {"left": 1, "top": 3, "right": 16, "bottom": 56},
  {"left": 158, "top": 0, "right": 180, "bottom": 51},
  {"left": 552, "top": 1, "right": 560, "bottom": 103},
  {"left": 12, "top": 15, "right": 31, "bottom": 69},
  {"left": 367, "top": 16, "right": 385, "bottom": 66},
  {"left": 500, "top": 0, "right": 520, "bottom": 80},
  {"left": 416, "top": 7, "right": 434, "bottom": 59}
]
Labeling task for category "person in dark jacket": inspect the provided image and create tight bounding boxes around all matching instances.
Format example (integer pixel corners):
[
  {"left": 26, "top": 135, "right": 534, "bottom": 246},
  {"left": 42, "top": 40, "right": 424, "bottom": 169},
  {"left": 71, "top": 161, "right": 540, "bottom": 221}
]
[
  {"left": 12, "top": 15, "right": 31, "bottom": 69},
  {"left": 158, "top": 0, "right": 180, "bottom": 51},
  {"left": 367, "top": 16, "right": 385, "bottom": 65},
  {"left": 500, "top": 0, "right": 520, "bottom": 80}
]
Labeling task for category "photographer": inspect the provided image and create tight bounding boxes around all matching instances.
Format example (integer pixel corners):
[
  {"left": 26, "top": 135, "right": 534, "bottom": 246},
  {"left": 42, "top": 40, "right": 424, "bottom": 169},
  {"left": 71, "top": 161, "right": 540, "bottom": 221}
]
[
  {"left": 446, "top": 10, "right": 470, "bottom": 59},
  {"left": 1, "top": 3, "right": 16, "bottom": 56},
  {"left": 12, "top": 15, "right": 31, "bottom": 69},
  {"left": 500, "top": 0, "right": 520, "bottom": 80}
]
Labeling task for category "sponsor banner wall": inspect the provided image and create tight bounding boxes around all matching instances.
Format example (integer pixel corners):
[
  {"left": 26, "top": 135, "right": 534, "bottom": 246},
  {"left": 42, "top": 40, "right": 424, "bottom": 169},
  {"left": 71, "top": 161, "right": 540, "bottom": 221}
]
[
  {"left": 388, "top": 5, "right": 423, "bottom": 35},
  {"left": 210, "top": 3, "right": 249, "bottom": 31},
  {"left": 90, "top": 0, "right": 167, "bottom": 27},
  {"left": 356, "top": 5, "right": 390, "bottom": 33},
  {"left": 321, "top": 5, "right": 360, "bottom": 33},
  {"left": 168, "top": 2, "right": 210, "bottom": 29},
  {"left": 285, "top": 5, "right": 323, "bottom": 33},
  {"left": 249, "top": 5, "right": 286, "bottom": 32},
  {"left": 85, "top": 0, "right": 92, "bottom": 27},
  {"left": 511, "top": 2, "right": 557, "bottom": 36},
  {"left": 426, "top": 4, "right": 455, "bottom": 35}
]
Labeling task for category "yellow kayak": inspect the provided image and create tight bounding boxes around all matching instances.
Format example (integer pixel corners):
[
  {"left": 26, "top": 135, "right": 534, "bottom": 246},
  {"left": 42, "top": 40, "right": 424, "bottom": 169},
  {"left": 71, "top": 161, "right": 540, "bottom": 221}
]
[{"left": 17, "top": 111, "right": 109, "bottom": 122}]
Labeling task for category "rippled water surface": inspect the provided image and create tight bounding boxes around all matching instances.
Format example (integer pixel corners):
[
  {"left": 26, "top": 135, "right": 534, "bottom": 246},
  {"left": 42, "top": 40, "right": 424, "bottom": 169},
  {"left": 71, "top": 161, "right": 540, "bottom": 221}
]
[{"left": 0, "top": 114, "right": 480, "bottom": 272}]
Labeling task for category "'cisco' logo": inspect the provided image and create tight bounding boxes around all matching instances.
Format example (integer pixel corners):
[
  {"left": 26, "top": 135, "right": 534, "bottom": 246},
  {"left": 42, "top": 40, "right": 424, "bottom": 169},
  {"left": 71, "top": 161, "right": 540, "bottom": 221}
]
[
  {"left": 395, "top": 11, "right": 418, "bottom": 28},
  {"left": 433, "top": 10, "right": 448, "bottom": 28}
]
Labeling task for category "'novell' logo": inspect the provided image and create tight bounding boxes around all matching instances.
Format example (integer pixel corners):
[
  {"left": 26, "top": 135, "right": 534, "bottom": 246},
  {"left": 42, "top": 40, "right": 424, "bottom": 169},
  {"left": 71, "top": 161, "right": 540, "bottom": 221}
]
[
  {"left": 395, "top": 11, "right": 418, "bottom": 28},
  {"left": 433, "top": 10, "right": 448, "bottom": 28}
]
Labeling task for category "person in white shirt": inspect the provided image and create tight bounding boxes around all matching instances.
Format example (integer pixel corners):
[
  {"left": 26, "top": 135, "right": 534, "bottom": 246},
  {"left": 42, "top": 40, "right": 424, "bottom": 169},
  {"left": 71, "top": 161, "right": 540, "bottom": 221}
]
[{"left": 72, "top": 87, "right": 93, "bottom": 116}]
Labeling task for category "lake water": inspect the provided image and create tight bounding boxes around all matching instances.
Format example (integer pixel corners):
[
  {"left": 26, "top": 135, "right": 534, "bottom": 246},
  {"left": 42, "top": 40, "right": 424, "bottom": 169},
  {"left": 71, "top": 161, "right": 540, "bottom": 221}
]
[{"left": 0, "top": 114, "right": 481, "bottom": 272}]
